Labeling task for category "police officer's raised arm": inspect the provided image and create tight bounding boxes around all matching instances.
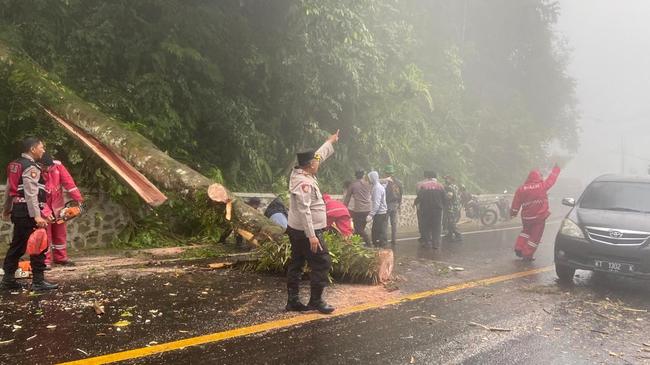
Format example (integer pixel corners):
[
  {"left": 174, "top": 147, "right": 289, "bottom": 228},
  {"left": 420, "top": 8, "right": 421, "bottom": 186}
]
[{"left": 314, "top": 130, "right": 339, "bottom": 164}]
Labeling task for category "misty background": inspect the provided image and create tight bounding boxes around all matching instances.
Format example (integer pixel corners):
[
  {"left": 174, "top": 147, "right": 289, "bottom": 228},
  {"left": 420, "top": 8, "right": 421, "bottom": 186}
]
[{"left": 558, "top": 0, "right": 650, "bottom": 185}]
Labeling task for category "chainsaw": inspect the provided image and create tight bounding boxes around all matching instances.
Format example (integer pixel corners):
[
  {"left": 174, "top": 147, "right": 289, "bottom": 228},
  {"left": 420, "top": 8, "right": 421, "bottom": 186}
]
[{"left": 55, "top": 200, "right": 84, "bottom": 224}]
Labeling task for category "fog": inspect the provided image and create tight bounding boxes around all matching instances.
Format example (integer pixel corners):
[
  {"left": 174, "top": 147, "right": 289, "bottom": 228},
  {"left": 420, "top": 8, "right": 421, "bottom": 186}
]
[{"left": 557, "top": 0, "right": 650, "bottom": 185}]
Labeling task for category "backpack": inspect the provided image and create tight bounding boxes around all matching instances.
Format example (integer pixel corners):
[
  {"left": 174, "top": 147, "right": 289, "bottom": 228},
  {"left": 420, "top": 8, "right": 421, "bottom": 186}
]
[{"left": 385, "top": 178, "right": 401, "bottom": 204}]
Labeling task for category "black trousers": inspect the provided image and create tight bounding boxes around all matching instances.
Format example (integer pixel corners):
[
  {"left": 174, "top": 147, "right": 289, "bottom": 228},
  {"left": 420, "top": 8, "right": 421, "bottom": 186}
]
[
  {"left": 3, "top": 216, "right": 46, "bottom": 276},
  {"left": 420, "top": 209, "right": 443, "bottom": 245},
  {"left": 351, "top": 211, "right": 371, "bottom": 245},
  {"left": 371, "top": 213, "right": 388, "bottom": 246},
  {"left": 387, "top": 209, "right": 399, "bottom": 243},
  {"left": 286, "top": 227, "right": 332, "bottom": 293}
]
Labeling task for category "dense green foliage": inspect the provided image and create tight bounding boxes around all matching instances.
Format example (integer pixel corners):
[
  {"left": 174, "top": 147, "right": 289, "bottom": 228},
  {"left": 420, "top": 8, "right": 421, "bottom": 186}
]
[{"left": 0, "top": 0, "right": 576, "bottom": 194}]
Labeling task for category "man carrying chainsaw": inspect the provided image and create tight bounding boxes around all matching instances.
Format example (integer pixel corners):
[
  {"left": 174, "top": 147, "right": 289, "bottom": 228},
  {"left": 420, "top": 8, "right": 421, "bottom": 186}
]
[
  {"left": 41, "top": 153, "right": 84, "bottom": 267},
  {"left": 1, "top": 137, "right": 58, "bottom": 291}
]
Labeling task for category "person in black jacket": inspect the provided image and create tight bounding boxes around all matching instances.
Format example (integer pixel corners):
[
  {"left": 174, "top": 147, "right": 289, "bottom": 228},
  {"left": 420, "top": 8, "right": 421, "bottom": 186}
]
[{"left": 414, "top": 170, "right": 447, "bottom": 249}]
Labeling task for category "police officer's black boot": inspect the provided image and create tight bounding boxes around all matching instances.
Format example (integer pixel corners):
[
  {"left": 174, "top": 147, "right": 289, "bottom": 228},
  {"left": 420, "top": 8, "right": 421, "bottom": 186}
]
[
  {"left": 1, "top": 274, "right": 21, "bottom": 290},
  {"left": 286, "top": 287, "right": 308, "bottom": 312},
  {"left": 31, "top": 272, "right": 58, "bottom": 291},
  {"left": 307, "top": 286, "right": 335, "bottom": 314}
]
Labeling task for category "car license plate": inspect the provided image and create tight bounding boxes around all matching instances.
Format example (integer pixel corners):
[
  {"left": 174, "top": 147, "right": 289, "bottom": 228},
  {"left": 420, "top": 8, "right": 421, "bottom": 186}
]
[{"left": 594, "top": 260, "right": 635, "bottom": 273}]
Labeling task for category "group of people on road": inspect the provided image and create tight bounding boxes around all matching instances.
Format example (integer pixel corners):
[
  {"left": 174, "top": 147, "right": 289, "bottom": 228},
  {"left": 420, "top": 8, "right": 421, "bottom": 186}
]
[
  {"left": 2, "top": 137, "right": 83, "bottom": 291},
  {"left": 343, "top": 166, "right": 403, "bottom": 247},
  {"left": 283, "top": 129, "right": 561, "bottom": 314}
]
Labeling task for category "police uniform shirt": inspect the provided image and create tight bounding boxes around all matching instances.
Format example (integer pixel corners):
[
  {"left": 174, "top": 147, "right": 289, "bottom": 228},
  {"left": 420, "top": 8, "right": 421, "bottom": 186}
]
[
  {"left": 3, "top": 153, "right": 44, "bottom": 218},
  {"left": 287, "top": 141, "right": 335, "bottom": 238}
]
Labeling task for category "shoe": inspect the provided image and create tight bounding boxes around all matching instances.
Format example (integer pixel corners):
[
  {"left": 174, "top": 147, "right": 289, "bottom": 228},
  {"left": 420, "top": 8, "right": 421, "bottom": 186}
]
[
  {"left": 32, "top": 272, "right": 59, "bottom": 291},
  {"left": 307, "top": 287, "right": 335, "bottom": 314},
  {"left": 514, "top": 250, "right": 522, "bottom": 258},
  {"left": 286, "top": 300, "right": 309, "bottom": 312},
  {"left": 286, "top": 287, "right": 308, "bottom": 312},
  {"left": 307, "top": 300, "right": 335, "bottom": 314},
  {"left": 54, "top": 260, "right": 76, "bottom": 267},
  {"left": 1, "top": 277, "right": 22, "bottom": 290},
  {"left": 522, "top": 256, "right": 535, "bottom": 262}
]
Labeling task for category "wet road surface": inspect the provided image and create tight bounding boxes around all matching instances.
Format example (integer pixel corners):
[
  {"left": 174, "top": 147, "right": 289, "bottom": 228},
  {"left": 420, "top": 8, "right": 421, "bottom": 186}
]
[{"left": 2, "top": 221, "right": 650, "bottom": 364}]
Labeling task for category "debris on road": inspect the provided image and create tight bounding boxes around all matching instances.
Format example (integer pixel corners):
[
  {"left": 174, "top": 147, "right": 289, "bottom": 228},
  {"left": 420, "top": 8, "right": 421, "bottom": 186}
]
[
  {"left": 0, "top": 339, "right": 14, "bottom": 345},
  {"left": 591, "top": 329, "right": 609, "bottom": 335},
  {"left": 409, "top": 315, "right": 440, "bottom": 323},
  {"left": 92, "top": 302, "right": 105, "bottom": 315},
  {"left": 448, "top": 266, "right": 465, "bottom": 272},
  {"left": 113, "top": 320, "right": 130, "bottom": 327},
  {"left": 208, "top": 262, "right": 233, "bottom": 270},
  {"left": 46, "top": 325, "right": 56, "bottom": 330},
  {"left": 469, "top": 321, "right": 512, "bottom": 332},
  {"left": 76, "top": 348, "right": 89, "bottom": 356}
]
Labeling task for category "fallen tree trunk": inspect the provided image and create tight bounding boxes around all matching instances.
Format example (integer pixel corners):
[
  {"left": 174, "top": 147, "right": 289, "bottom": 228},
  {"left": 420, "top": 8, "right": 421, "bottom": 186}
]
[
  {"left": 0, "top": 40, "right": 283, "bottom": 242},
  {"left": 0, "top": 40, "right": 393, "bottom": 283}
]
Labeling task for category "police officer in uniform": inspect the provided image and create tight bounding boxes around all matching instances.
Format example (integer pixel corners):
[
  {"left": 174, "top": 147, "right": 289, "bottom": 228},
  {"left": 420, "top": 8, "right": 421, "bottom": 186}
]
[
  {"left": 286, "top": 130, "right": 339, "bottom": 314},
  {"left": 1, "top": 137, "right": 58, "bottom": 291}
]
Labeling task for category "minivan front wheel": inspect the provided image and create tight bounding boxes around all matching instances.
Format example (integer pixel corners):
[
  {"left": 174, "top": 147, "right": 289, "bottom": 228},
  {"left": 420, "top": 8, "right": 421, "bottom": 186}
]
[{"left": 555, "top": 263, "right": 576, "bottom": 282}]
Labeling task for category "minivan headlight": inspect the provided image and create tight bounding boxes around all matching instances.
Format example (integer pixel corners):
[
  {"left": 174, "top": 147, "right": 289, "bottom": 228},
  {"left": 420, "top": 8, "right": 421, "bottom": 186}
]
[{"left": 560, "top": 218, "right": 585, "bottom": 239}]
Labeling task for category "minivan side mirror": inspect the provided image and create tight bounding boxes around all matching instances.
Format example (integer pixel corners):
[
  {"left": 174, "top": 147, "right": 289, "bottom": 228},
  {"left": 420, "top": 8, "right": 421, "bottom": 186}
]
[{"left": 562, "top": 198, "right": 576, "bottom": 207}]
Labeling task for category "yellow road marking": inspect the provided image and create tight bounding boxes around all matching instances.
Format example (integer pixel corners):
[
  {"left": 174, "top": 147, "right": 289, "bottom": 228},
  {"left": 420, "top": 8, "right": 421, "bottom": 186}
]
[{"left": 58, "top": 266, "right": 552, "bottom": 365}]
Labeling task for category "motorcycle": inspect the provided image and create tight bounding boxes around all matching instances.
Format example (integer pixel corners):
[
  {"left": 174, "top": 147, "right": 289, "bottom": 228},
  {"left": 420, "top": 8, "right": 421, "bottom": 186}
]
[
  {"left": 464, "top": 195, "right": 499, "bottom": 227},
  {"left": 496, "top": 190, "right": 511, "bottom": 221}
]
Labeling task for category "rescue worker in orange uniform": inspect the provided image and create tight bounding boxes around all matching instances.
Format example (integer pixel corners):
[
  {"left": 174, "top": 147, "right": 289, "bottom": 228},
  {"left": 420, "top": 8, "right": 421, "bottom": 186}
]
[
  {"left": 510, "top": 165, "right": 561, "bottom": 261},
  {"left": 41, "top": 153, "right": 83, "bottom": 267}
]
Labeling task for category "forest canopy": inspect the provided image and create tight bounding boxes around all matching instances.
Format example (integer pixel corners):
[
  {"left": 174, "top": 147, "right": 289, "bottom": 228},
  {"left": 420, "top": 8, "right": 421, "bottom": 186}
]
[{"left": 0, "top": 0, "right": 577, "bottom": 195}]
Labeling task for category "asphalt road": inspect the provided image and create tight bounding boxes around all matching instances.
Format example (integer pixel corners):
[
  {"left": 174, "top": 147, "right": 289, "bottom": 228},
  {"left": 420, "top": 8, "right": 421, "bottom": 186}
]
[{"left": 2, "top": 221, "right": 650, "bottom": 365}]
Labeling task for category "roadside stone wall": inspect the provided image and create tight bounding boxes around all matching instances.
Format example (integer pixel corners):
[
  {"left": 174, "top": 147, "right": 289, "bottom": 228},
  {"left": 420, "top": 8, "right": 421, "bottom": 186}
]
[
  {"left": 237, "top": 193, "right": 513, "bottom": 230},
  {"left": 0, "top": 187, "right": 509, "bottom": 249},
  {"left": 0, "top": 185, "right": 131, "bottom": 249},
  {"left": 237, "top": 193, "right": 420, "bottom": 229}
]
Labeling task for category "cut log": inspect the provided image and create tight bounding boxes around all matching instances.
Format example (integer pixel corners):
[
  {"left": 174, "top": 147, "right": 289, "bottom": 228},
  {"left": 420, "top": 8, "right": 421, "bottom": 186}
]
[{"left": 375, "top": 249, "right": 394, "bottom": 284}]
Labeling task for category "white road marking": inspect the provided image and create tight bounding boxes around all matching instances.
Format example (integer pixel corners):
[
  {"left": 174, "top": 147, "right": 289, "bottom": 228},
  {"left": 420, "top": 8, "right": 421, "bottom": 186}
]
[{"left": 395, "top": 220, "right": 562, "bottom": 242}]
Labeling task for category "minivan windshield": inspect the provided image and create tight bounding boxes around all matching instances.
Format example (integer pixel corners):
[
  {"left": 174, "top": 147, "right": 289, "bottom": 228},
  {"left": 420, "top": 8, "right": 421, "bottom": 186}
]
[{"left": 580, "top": 181, "right": 650, "bottom": 213}]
